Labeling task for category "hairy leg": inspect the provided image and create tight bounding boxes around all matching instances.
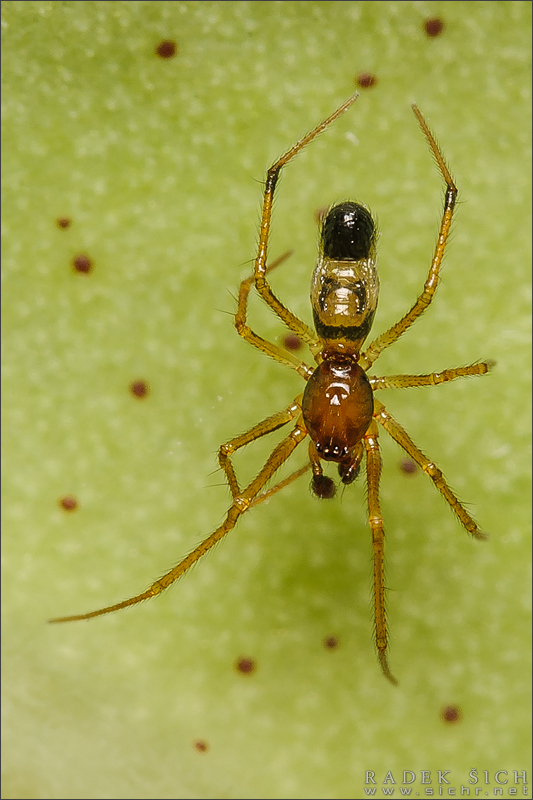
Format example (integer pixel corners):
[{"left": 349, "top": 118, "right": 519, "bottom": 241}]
[
  {"left": 254, "top": 94, "right": 359, "bottom": 346},
  {"left": 49, "top": 420, "right": 309, "bottom": 623},
  {"left": 219, "top": 397, "right": 302, "bottom": 497},
  {"left": 235, "top": 251, "right": 314, "bottom": 379},
  {"left": 364, "top": 419, "right": 398, "bottom": 686},
  {"left": 373, "top": 397, "right": 487, "bottom": 540},
  {"left": 360, "top": 105, "right": 457, "bottom": 371},
  {"left": 369, "top": 361, "right": 494, "bottom": 391}
]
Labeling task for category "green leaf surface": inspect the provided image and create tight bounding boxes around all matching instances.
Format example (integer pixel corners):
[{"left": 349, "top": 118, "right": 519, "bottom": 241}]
[{"left": 2, "top": 2, "right": 531, "bottom": 798}]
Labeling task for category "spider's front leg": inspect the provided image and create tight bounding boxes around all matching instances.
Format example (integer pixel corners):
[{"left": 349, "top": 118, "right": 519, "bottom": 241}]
[
  {"left": 364, "top": 420, "right": 398, "bottom": 686},
  {"left": 373, "top": 397, "right": 487, "bottom": 540},
  {"left": 49, "top": 419, "right": 309, "bottom": 625},
  {"left": 219, "top": 394, "right": 312, "bottom": 507},
  {"left": 219, "top": 398, "right": 303, "bottom": 498}
]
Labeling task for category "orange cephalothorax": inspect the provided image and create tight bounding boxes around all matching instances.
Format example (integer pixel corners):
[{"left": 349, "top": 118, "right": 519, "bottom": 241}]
[{"left": 302, "top": 358, "right": 374, "bottom": 461}]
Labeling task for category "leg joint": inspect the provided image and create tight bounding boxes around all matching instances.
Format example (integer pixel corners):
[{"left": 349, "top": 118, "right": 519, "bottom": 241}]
[
  {"left": 219, "top": 442, "right": 234, "bottom": 458},
  {"left": 423, "top": 461, "right": 442, "bottom": 480},
  {"left": 369, "top": 516, "right": 383, "bottom": 533},
  {"left": 234, "top": 495, "right": 250, "bottom": 512}
]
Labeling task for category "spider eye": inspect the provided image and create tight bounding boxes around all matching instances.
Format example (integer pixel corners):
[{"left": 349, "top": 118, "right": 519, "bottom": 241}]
[{"left": 321, "top": 202, "right": 376, "bottom": 261}]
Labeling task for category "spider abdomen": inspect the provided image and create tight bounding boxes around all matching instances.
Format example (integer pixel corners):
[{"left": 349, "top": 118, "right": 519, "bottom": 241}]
[
  {"left": 311, "top": 204, "right": 379, "bottom": 351},
  {"left": 321, "top": 201, "right": 376, "bottom": 261},
  {"left": 302, "top": 360, "right": 374, "bottom": 461}
]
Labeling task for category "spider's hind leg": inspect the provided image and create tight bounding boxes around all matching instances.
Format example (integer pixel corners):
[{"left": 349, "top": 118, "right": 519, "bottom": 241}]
[
  {"left": 234, "top": 251, "right": 315, "bottom": 380},
  {"left": 253, "top": 94, "right": 359, "bottom": 351},
  {"left": 360, "top": 105, "right": 458, "bottom": 371}
]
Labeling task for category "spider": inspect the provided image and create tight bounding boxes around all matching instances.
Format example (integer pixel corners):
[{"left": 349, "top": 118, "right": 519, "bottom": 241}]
[{"left": 50, "top": 93, "right": 493, "bottom": 684}]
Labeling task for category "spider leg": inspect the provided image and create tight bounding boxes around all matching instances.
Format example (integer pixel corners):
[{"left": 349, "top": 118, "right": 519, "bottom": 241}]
[
  {"left": 254, "top": 94, "right": 359, "bottom": 349},
  {"left": 249, "top": 463, "right": 311, "bottom": 507},
  {"left": 219, "top": 397, "right": 303, "bottom": 497},
  {"left": 235, "top": 252, "right": 315, "bottom": 380},
  {"left": 370, "top": 360, "right": 495, "bottom": 391},
  {"left": 373, "top": 397, "right": 487, "bottom": 540},
  {"left": 360, "top": 105, "right": 457, "bottom": 370},
  {"left": 364, "top": 419, "right": 398, "bottom": 686},
  {"left": 49, "top": 419, "right": 309, "bottom": 624}
]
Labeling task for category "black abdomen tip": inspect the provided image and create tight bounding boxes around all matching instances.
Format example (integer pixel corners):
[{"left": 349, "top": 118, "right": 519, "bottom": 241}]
[{"left": 321, "top": 202, "right": 375, "bottom": 261}]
